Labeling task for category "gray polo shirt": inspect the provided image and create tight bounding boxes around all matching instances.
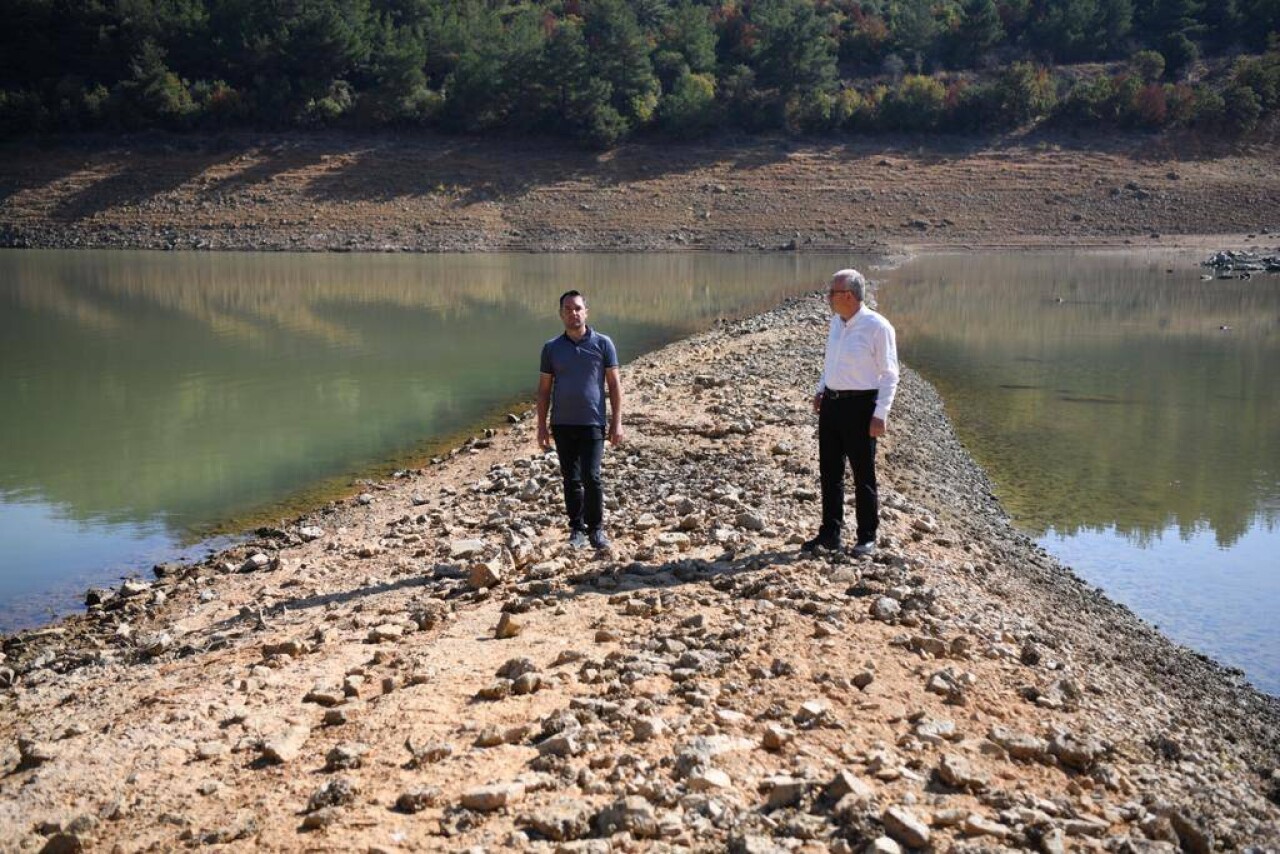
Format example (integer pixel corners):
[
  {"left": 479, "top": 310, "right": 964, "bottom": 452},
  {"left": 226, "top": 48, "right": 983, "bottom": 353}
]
[{"left": 540, "top": 327, "right": 619, "bottom": 427}]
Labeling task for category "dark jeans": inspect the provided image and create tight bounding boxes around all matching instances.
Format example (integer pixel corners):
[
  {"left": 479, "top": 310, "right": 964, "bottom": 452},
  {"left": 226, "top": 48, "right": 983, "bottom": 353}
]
[
  {"left": 818, "top": 392, "right": 879, "bottom": 544},
  {"left": 552, "top": 425, "right": 605, "bottom": 533}
]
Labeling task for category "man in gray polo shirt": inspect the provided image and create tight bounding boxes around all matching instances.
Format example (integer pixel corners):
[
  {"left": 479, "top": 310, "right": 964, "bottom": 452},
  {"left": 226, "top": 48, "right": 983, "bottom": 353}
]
[{"left": 536, "top": 290, "right": 624, "bottom": 550}]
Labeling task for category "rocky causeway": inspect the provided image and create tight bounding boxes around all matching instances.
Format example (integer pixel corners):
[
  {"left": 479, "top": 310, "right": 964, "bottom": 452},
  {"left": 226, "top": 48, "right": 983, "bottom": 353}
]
[{"left": 0, "top": 291, "right": 1276, "bottom": 852}]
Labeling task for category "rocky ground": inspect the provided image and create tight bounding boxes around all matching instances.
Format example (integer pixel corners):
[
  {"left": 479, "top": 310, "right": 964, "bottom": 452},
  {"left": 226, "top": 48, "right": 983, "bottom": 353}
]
[
  {"left": 2, "top": 131, "right": 1279, "bottom": 253},
  {"left": 1, "top": 293, "right": 1276, "bottom": 852}
]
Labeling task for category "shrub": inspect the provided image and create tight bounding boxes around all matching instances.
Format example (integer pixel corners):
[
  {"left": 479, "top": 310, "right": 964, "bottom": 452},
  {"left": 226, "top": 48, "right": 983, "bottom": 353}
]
[
  {"left": 1160, "top": 33, "right": 1199, "bottom": 80},
  {"left": 1058, "top": 74, "right": 1119, "bottom": 126},
  {"left": 1129, "top": 50, "right": 1166, "bottom": 84},
  {"left": 1223, "top": 83, "right": 1262, "bottom": 133},
  {"left": 1133, "top": 83, "right": 1168, "bottom": 128},
  {"left": 996, "top": 62, "right": 1058, "bottom": 125},
  {"left": 657, "top": 70, "right": 717, "bottom": 136},
  {"left": 880, "top": 74, "right": 947, "bottom": 131}
]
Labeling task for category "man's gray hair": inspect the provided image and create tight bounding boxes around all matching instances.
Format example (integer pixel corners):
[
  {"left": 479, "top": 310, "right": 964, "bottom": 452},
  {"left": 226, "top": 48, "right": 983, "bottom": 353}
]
[{"left": 831, "top": 268, "right": 868, "bottom": 300}]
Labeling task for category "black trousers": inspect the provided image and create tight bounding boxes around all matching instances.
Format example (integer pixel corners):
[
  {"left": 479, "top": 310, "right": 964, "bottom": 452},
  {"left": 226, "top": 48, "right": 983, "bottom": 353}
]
[
  {"left": 818, "top": 392, "right": 879, "bottom": 544},
  {"left": 552, "top": 425, "right": 605, "bottom": 533}
]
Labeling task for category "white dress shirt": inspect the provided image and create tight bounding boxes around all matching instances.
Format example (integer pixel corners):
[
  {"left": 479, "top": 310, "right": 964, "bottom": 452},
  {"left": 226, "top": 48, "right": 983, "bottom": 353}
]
[{"left": 815, "top": 306, "right": 900, "bottom": 422}]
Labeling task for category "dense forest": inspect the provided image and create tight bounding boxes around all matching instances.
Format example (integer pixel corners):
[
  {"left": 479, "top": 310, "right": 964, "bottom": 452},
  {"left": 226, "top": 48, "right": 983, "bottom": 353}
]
[{"left": 2, "top": 0, "right": 1278, "bottom": 145}]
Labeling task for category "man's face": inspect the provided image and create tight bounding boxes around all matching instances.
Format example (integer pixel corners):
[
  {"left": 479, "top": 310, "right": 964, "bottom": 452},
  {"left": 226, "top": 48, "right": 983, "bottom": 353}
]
[
  {"left": 828, "top": 280, "right": 854, "bottom": 312},
  {"left": 560, "top": 295, "right": 588, "bottom": 331}
]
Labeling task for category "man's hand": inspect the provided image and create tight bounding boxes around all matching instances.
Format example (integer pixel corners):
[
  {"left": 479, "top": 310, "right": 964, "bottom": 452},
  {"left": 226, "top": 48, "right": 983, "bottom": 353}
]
[
  {"left": 869, "top": 416, "right": 886, "bottom": 438},
  {"left": 812, "top": 393, "right": 823, "bottom": 414},
  {"left": 536, "top": 423, "right": 552, "bottom": 451},
  {"left": 608, "top": 424, "right": 625, "bottom": 446}
]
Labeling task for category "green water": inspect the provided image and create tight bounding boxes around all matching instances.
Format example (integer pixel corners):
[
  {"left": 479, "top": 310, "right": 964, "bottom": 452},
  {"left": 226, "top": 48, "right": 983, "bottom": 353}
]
[
  {"left": 0, "top": 249, "right": 855, "bottom": 626},
  {"left": 2, "top": 247, "right": 1276, "bottom": 695},
  {"left": 877, "top": 250, "right": 1279, "bottom": 694}
]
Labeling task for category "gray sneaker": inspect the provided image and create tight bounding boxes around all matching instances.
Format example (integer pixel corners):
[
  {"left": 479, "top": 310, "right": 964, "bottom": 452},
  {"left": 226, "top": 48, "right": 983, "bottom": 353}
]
[
  {"left": 568, "top": 530, "right": 588, "bottom": 549},
  {"left": 588, "top": 529, "right": 611, "bottom": 551},
  {"left": 851, "top": 540, "right": 876, "bottom": 558}
]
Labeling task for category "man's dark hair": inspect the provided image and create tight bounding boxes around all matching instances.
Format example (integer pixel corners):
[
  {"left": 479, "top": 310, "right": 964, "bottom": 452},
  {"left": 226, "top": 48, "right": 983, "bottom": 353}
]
[{"left": 559, "top": 289, "right": 585, "bottom": 309}]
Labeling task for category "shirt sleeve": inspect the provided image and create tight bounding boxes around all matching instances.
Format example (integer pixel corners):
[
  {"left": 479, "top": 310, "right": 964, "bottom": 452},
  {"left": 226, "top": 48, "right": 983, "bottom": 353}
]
[
  {"left": 539, "top": 342, "right": 553, "bottom": 375},
  {"left": 814, "top": 316, "right": 831, "bottom": 396},
  {"left": 602, "top": 336, "right": 619, "bottom": 369},
  {"left": 874, "top": 321, "right": 900, "bottom": 422}
]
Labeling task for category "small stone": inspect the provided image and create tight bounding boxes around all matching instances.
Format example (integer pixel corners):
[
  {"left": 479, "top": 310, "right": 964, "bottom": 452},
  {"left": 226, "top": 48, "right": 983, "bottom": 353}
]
[
  {"left": 120, "top": 579, "right": 151, "bottom": 597},
  {"left": 304, "top": 687, "right": 345, "bottom": 707},
  {"left": 762, "top": 723, "right": 794, "bottom": 750},
  {"left": 367, "top": 623, "right": 404, "bottom": 643},
  {"left": 962, "top": 813, "right": 1010, "bottom": 838},
  {"left": 299, "top": 526, "right": 324, "bottom": 541},
  {"left": 1047, "top": 732, "right": 1105, "bottom": 770},
  {"left": 17, "top": 736, "right": 57, "bottom": 767},
  {"left": 824, "top": 770, "right": 874, "bottom": 803},
  {"left": 735, "top": 512, "right": 765, "bottom": 531},
  {"left": 688, "top": 767, "right": 733, "bottom": 791},
  {"left": 196, "top": 741, "right": 228, "bottom": 760},
  {"left": 477, "top": 679, "right": 513, "bottom": 701},
  {"left": 1039, "top": 826, "right": 1066, "bottom": 854},
  {"left": 261, "top": 725, "right": 310, "bottom": 764},
  {"left": 322, "top": 709, "right": 349, "bottom": 726},
  {"left": 594, "top": 796, "right": 658, "bottom": 838},
  {"left": 495, "top": 613, "right": 522, "bottom": 639},
  {"left": 324, "top": 742, "right": 368, "bottom": 772},
  {"left": 307, "top": 777, "right": 357, "bottom": 812},
  {"left": 853, "top": 671, "right": 875, "bottom": 690},
  {"left": 450, "top": 539, "right": 487, "bottom": 559},
  {"left": 796, "top": 699, "right": 827, "bottom": 723},
  {"left": 867, "top": 837, "right": 902, "bottom": 854},
  {"left": 765, "top": 776, "right": 807, "bottom": 809},
  {"left": 262, "top": 640, "right": 306, "bottom": 658},
  {"left": 937, "top": 753, "right": 986, "bottom": 789},
  {"left": 524, "top": 799, "right": 592, "bottom": 841},
  {"left": 632, "top": 716, "right": 667, "bottom": 742},
  {"left": 301, "top": 806, "right": 341, "bottom": 830},
  {"left": 405, "top": 738, "right": 452, "bottom": 768},
  {"left": 238, "top": 554, "right": 271, "bottom": 573},
  {"left": 469, "top": 560, "right": 505, "bottom": 589},
  {"left": 988, "top": 725, "right": 1048, "bottom": 761},
  {"left": 396, "top": 787, "right": 443, "bottom": 813},
  {"left": 871, "top": 597, "right": 901, "bottom": 621},
  {"left": 882, "top": 806, "right": 930, "bottom": 848},
  {"left": 462, "top": 782, "right": 525, "bottom": 811}
]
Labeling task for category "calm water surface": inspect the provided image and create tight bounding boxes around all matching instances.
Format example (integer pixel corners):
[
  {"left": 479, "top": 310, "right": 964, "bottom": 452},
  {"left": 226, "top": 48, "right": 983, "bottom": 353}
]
[
  {"left": 2, "top": 248, "right": 1276, "bottom": 695},
  {"left": 0, "top": 250, "right": 853, "bottom": 627},
  {"left": 878, "top": 250, "right": 1279, "bottom": 695}
]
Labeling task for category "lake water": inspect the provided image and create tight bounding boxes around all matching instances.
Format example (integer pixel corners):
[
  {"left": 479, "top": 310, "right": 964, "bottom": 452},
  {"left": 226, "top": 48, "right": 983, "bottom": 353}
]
[
  {"left": 0, "top": 250, "right": 852, "bottom": 627},
  {"left": 876, "top": 250, "right": 1279, "bottom": 695},
  {"left": 1, "top": 249, "right": 1276, "bottom": 694}
]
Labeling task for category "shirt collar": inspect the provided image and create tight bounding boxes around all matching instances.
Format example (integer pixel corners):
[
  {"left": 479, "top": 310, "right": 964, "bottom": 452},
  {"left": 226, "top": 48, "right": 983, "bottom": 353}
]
[
  {"left": 562, "top": 326, "right": 593, "bottom": 344},
  {"left": 837, "top": 306, "right": 866, "bottom": 326}
]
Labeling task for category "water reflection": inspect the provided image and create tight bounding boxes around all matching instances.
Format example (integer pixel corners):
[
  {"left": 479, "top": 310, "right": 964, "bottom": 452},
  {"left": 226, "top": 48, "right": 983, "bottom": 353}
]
[
  {"left": 0, "top": 249, "right": 854, "bottom": 624},
  {"left": 881, "top": 250, "right": 1280, "bottom": 546}
]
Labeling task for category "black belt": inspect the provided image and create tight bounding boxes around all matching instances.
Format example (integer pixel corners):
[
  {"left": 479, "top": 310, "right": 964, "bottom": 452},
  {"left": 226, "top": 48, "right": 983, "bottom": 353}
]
[{"left": 823, "top": 389, "right": 877, "bottom": 399}]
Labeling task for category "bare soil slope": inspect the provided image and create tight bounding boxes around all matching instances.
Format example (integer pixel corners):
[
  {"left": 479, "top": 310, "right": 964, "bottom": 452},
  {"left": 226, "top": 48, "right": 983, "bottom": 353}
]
[{"left": 2, "top": 132, "right": 1278, "bottom": 253}]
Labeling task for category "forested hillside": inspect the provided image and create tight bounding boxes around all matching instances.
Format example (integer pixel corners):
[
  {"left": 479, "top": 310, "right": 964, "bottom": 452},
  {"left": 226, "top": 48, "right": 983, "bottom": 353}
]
[{"left": 2, "top": 0, "right": 1278, "bottom": 145}]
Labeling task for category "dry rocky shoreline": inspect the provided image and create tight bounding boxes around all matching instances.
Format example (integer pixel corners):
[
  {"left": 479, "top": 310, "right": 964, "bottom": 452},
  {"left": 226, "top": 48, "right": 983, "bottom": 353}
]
[
  {"left": 1, "top": 292, "right": 1277, "bottom": 852},
  {"left": 3, "top": 132, "right": 1279, "bottom": 254}
]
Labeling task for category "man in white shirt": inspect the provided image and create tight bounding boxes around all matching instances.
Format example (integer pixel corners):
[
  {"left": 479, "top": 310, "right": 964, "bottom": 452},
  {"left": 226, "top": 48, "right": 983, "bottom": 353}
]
[{"left": 803, "top": 269, "right": 900, "bottom": 557}]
